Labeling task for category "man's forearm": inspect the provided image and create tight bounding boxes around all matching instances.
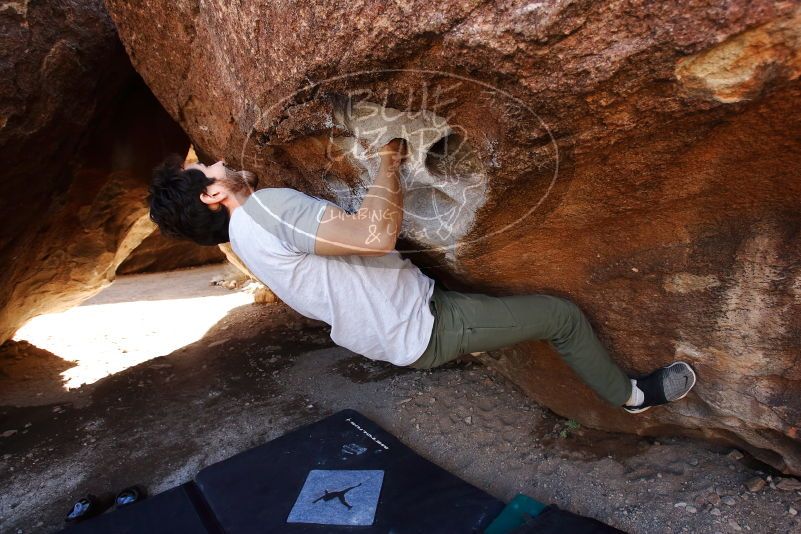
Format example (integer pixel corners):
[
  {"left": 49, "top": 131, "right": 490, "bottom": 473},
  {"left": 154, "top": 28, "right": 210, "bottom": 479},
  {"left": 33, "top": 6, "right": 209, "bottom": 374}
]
[{"left": 360, "top": 149, "right": 404, "bottom": 250}]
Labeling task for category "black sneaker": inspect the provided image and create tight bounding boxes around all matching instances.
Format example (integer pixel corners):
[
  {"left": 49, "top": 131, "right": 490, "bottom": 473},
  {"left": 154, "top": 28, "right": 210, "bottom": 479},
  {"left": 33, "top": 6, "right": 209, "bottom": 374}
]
[{"left": 624, "top": 361, "right": 697, "bottom": 414}]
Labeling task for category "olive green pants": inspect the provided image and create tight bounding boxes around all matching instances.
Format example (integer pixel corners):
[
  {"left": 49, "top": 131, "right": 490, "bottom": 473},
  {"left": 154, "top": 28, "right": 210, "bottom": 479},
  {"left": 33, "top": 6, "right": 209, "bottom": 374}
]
[{"left": 408, "top": 285, "right": 632, "bottom": 406}]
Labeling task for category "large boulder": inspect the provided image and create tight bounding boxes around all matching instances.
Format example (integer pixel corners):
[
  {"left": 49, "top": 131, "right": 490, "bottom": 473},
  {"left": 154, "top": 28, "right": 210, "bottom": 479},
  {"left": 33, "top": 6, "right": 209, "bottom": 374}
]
[
  {"left": 0, "top": 0, "right": 189, "bottom": 344},
  {"left": 104, "top": 0, "right": 801, "bottom": 473}
]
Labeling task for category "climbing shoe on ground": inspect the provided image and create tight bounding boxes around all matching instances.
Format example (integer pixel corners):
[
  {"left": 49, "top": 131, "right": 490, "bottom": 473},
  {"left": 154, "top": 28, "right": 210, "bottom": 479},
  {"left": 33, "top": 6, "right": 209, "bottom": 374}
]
[
  {"left": 624, "top": 361, "right": 697, "bottom": 414},
  {"left": 115, "top": 485, "right": 146, "bottom": 508},
  {"left": 65, "top": 494, "right": 109, "bottom": 523}
]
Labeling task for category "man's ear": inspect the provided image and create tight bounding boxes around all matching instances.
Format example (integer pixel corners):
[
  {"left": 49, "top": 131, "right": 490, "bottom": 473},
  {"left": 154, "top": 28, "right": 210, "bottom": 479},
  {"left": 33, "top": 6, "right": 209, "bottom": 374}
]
[
  {"left": 198, "top": 190, "right": 215, "bottom": 205},
  {"left": 199, "top": 186, "right": 227, "bottom": 210}
]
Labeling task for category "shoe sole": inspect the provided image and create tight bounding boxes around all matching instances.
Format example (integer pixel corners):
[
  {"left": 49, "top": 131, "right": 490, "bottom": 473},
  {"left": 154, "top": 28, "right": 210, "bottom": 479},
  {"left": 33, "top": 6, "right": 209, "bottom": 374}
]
[
  {"left": 666, "top": 361, "right": 697, "bottom": 402},
  {"left": 623, "top": 404, "right": 651, "bottom": 414},
  {"left": 624, "top": 361, "right": 697, "bottom": 414}
]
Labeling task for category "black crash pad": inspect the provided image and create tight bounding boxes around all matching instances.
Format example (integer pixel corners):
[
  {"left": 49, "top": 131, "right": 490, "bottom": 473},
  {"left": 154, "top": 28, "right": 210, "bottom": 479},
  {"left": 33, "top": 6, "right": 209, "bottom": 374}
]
[
  {"left": 195, "top": 408, "right": 505, "bottom": 532},
  {"left": 63, "top": 409, "right": 504, "bottom": 533}
]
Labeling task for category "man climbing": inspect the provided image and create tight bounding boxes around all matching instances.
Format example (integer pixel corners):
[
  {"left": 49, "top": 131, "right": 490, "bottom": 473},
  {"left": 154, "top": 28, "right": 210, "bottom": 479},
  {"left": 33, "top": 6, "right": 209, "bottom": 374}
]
[{"left": 148, "top": 138, "right": 696, "bottom": 413}]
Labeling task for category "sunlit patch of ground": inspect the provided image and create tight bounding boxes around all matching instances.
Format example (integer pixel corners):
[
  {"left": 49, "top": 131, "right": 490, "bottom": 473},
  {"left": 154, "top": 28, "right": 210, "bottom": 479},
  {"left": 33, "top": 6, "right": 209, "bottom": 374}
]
[{"left": 13, "top": 265, "right": 250, "bottom": 389}]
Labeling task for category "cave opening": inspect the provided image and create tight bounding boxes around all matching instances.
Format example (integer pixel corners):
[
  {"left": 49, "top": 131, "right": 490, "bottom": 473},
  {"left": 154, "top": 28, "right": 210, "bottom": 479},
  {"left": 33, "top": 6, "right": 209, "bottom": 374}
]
[
  {"left": 10, "top": 265, "right": 249, "bottom": 391},
  {"left": 4, "top": 144, "right": 243, "bottom": 391}
]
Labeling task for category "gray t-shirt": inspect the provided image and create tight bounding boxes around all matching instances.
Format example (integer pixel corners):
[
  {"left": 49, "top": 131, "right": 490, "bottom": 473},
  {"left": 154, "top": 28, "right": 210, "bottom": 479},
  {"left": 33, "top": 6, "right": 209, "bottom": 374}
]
[{"left": 228, "top": 188, "right": 435, "bottom": 366}]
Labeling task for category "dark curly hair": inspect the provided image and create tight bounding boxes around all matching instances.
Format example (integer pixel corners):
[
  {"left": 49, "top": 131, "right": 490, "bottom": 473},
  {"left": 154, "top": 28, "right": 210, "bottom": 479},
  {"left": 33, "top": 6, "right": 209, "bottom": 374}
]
[{"left": 148, "top": 154, "right": 230, "bottom": 245}]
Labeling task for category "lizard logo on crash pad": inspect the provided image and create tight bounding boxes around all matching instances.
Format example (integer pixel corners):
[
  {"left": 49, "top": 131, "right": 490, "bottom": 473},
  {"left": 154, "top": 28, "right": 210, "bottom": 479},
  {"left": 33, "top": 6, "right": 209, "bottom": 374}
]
[{"left": 287, "top": 469, "right": 384, "bottom": 526}]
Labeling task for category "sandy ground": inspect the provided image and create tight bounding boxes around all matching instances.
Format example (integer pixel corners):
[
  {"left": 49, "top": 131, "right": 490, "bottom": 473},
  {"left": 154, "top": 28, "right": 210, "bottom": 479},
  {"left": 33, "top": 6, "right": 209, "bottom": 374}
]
[{"left": 1, "top": 265, "right": 801, "bottom": 533}]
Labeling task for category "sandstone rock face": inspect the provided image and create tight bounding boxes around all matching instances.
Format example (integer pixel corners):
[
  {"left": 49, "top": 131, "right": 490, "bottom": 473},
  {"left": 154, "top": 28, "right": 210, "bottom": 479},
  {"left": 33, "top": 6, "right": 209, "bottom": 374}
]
[
  {"left": 117, "top": 230, "right": 225, "bottom": 275},
  {"left": 105, "top": 0, "right": 801, "bottom": 473},
  {"left": 0, "top": 0, "right": 188, "bottom": 344}
]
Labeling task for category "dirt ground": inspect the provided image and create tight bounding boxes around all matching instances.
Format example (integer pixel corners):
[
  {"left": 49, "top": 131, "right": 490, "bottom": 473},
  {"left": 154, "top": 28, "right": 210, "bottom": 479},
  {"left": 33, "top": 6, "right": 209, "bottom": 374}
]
[{"left": 1, "top": 265, "right": 800, "bottom": 533}]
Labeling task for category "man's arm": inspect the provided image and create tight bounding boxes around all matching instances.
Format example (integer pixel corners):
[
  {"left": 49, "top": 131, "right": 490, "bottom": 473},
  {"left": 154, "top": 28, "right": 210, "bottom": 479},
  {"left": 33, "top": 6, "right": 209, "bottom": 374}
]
[{"left": 314, "top": 139, "right": 406, "bottom": 256}]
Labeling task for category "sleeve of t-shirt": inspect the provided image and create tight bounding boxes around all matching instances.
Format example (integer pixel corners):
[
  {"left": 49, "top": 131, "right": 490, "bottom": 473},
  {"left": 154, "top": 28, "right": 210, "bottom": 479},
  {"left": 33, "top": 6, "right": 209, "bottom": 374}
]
[{"left": 243, "top": 188, "right": 332, "bottom": 254}]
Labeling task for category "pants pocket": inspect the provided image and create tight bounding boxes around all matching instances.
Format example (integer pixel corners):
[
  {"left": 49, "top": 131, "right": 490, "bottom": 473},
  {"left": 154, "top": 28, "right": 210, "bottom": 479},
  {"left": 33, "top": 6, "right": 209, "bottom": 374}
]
[{"left": 458, "top": 297, "right": 520, "bottom": 354}]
